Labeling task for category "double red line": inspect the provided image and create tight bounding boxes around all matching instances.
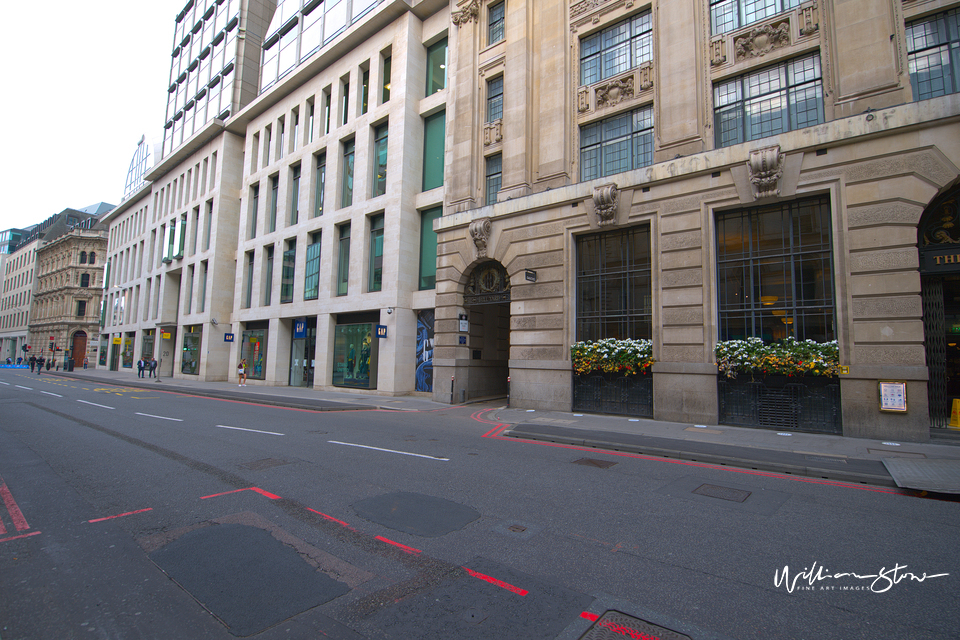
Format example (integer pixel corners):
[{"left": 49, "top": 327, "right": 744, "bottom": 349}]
[{"left": 0, "top": 481, "right": 40, "bottom": 543}]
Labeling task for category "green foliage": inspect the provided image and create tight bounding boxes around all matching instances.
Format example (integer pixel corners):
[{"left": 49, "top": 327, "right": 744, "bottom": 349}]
[
  {"left": 571, "top": 338, "right": 654, "bottom": 376},
  {"left": 715, "top": 337, "right": 839, "bottom": 378}
]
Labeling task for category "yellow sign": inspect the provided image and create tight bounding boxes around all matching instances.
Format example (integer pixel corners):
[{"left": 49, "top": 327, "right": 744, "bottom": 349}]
[
  {"left": 113, "top": 337, "right": 121, "bottom": 344},
  {"left": 950, "top": 400, "right": 960, "bottom": 430},
  {"left": 162, "top": 333, "right": 171, "bottom": 339}
]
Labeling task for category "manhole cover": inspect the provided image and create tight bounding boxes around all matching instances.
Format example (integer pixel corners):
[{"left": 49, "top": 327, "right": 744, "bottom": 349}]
[
  {"left": 573, "top": 458, "right": 617, "bottom": 469},
  {"left": 580, "top": 611, "right": 692, "bottom": 640},
  {"left": 692, "top": 483, "right": 751, "bottom": 503}
]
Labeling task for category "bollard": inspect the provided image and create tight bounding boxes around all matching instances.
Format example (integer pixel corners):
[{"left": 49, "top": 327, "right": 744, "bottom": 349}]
[
  {"left": 507, "top": 376, "right": 511, "bottom": 408},
  {"left": 451, "top": 375, "right": 455, "bottom": 404}
]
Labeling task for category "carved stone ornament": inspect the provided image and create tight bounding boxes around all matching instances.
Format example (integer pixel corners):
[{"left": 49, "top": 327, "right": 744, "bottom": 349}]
[
  {"left": 920, "top": 193, "right": 960, "bottom": 247},
  {"left": 638, "top": 64, "right": 653, "bottom": 91},
  {"left": 452, "top": 0, "right": 480, "bottom": 27},
  {"left": 735, "top": 22, "right": 791, "bottom": 61},
  {"left": 571, "top": 0, "right": 605, "bottom": 19},
  {"left": 747, "top": 146, "right": 785, "bottom": 199},
  {"left": 799, "top": 3, "right": 819, "bottom": 36},
  {"left": 710, "top": 38, "right": 727, "bottom": 67},
  {"left": 577, "top": 87, "right": 591, "bottom": 113},
  {"left": 595, "top": 77, "right": 634, "bottom": 109},
  {"left": 464, "top": 261, "right": 511, "bottom": 306},
  {"left": 484, "top": 120, "right": 503, "bottom": 146},
  {"left": 593, "top": 183, "right": 620, "bottom": 226},
  {"left": 469, "top": 218, "right": 493, "bottom": 258}
]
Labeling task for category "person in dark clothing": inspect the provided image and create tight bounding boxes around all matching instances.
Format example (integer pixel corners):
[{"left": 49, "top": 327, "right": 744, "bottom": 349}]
[
  {"left": 137, "top": 357, "right": 146, "bottom": 378},
  {"left": 150, "top": 357, "right": 158, "bottom": 378},
  {"left": 29, "top": 356, "right": 36, "bottom": 372},
  {"left": 36, "top": 356, "right": 45, "bottom": 374}
]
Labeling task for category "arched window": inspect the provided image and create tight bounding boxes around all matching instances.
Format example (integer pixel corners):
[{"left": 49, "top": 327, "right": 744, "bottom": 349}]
[
  {"left": 89, "top": 252, "right": 96, "bottom": 265},
  {"left": 80, "top": 252, "right": 87, "bottom": 264},
  {"left": 80, "top": 273, "right": 90, "bottom": 288}
]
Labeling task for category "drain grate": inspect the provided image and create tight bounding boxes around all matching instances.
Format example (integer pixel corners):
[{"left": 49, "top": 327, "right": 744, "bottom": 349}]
[
  {"left": 692, "top": 483, "right": 751, "bottom": 503},
  {"left": 239, "top": 458, "right": 290, "bottom": 471},
  {"left": 507, "top": 524, "right": 527, "bottom": 533},
  {"left": 573, "top": 458, "right": 617, "bottom": 469},
  {"left": 580, "top": 611, "right": 693, "bottom": 640}
]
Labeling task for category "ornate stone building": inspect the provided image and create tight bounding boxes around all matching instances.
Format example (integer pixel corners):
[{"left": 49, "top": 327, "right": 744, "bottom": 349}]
[
  {"left": 433, "top": 0, "right": 960, "bottom": 442},
  {"left": 29, "top": 218, "right": 108, "bottom": 368}
]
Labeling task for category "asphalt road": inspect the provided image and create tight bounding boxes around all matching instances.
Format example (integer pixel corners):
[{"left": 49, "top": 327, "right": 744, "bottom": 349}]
[{"left": 1, "top": 369, "right": 957, "bottom": 639}]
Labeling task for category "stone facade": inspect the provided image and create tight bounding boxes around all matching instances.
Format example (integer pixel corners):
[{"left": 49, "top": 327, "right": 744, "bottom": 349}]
[
  {"left": 433, "top": 0, "right": 960, "bottom": 442},
  {"left": 29, "top": 227, "right": 108, "bottom": 369}
]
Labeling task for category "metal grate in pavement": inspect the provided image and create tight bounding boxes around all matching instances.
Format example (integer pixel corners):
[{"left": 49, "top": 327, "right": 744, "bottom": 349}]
[
  {"left": 692, "top": 483, "right": 751, "bottom": 503},
  {"left": 882, "top": 458, "right": 960, "bottom": 493},
  {"left": 579, "top": 611, "right": 693, "bottom": 640},
  {"left": 573, "top": 458, "right": 617, "bottom": 469}
]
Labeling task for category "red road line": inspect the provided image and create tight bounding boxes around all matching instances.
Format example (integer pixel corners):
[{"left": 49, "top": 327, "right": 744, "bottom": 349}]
[
  {"left": 200, "top": 488, "right": 249, "bottom": 499},
  {"left": 87, "top": 508, "right": 153, "bottom": 523},
  {"left": 461, "top": 566, "right": 529, "bottom": 596},
  {"left": 581, "top": 611, "right": 600, "bottom": 622},
  {"left": 200, "top": 487, "right": 282, "bottom": 500},
  {"left": 375, "top": 535, "right": 422, "bottom": 555},
  {"left": 0, "top": 483, "right": 30, "bottom": 531},
  {"left": 0, "top": 531, "right": 41, "bottom": 544},
  {"left": 250, "top": 487, "right": 282, "bottom": 500},
  {"left": 305, "top": 507, "right": 355, "bottom": 530}
]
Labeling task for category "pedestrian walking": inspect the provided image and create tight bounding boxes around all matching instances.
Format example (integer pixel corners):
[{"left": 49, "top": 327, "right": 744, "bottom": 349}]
[
  {"left": 150, "top": 357, "right": 158, "bottom": 378},
  {"left": 36, "top": 356, "right": 45, "bottom": 374},
  {"left": 17, "top": 356, "right": 22, "bottom": 365},
  {"left": 238, "top": 359, "right": 247, "bottom": 386},
  {"left": 83, "top": 357, "right": 88, "bottom": 370},
  {"left": 137, "top": 357, "right": 146, "bottom": 378},
  {"left": 29, "top": 355, "right": 36, "bottom": 372}
]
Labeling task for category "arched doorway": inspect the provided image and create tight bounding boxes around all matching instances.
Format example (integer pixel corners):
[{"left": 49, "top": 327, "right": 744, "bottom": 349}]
[
  {"left": 71, "top": 331, "right": 88, "bottom": 369},
  {"left": 919, "top": 183, "right": 960, "bottom": 430},
  {"left": 461, "top": 260, "right": 511, "bottom": 401}
]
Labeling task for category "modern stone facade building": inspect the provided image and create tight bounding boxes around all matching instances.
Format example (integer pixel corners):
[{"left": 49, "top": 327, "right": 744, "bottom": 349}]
[
  {"left": 431, "top": 0, "right": 960, "bottom": 442},
  {"left": 101, "top": 0, "right": 449, "bottom": 394},
  {"left": 0, "top": 233, "right": 37, "bottom": 362},
  {"left": 29, "top": 219, "right": 108, "bottom": 369}
]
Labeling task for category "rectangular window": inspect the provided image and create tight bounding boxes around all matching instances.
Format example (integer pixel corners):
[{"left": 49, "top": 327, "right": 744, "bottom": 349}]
[
  {"left": 485, "top": 155, "right": 502, "bottom": 206},
  {"left": 361, "top": 68, "right": 370, "bottom": 114},
  {"left": 269, "top": 175, "right": 279, "bottom": 232},
  {"left": 368, "top": 214, "right": 384, "bottom": 292},
  {"left": 489, "top": 2, "right": 505, "bottom": 45},
  {"left": 277, "top": 117, "right": 286, "bottom": 161},
  {"left": 714, "top": 53, "right": 823, "bottom": 148},
  {"left": 176, "top": 213, "right": 187, "bottom": 258},
  {"left": 341, "top": 80, "right": 350, "bottom": 125},
  {"left": 373, "top": 124, "right": 388, "bottom": 197},
  {"left": 486, "top": 76, "right": 504, "bottom": 122},
  {"left": 166, "top": 221, "right": 176, "bottom": 260},
  {"left": 717, "top": 196, "right": 835, "bottom": 342},
  {"left": 203, "top": 200, "right": 213, "bottom": 250},
  {"left": 281, "top": 239, "right": 295, "bottom": 303},
  {"left": 185, "top": 265, "right": 194, "bottom": 314},
  {"left": 426, "top": 38, "right": 448, "bottom": 95},
  {"left": 323, "top": 88, "right": 332, "bottom": 134},
  {"left": 314, "top": 153, "right": 326, "bottom": 217},
  {"left": 244, "top": 251, "right": 254, "bottom": 308},
  {"left": 304, "top": 232, "right": 321, "bottom": 300},
  {"left": 580, "top": 105, "right": 654, "bottom": 181},
  {"left": 198, "top": 260, "right": 208, "bottom": 312},
  {"left": 337, "top": 223, "right": 351, "bottom": 296},
  {"left": 381, "top": 55, "right": 392, "bottom": 103},
  {"left": 263, "top": 245, "right": 274, "bottom": 306},
  {"left": 307, "top": 100, "right": 315, "bottom": 143},
  {"left": 419, "top": 207, "right": 442, "bottom": 290},
  {"left": 906, "top": 8, "right": 960, "bottom": 101},
  {"left": 249, "top": 184, "right": 259, "bottom": 239},
  {"left": 241, "top": 322, "right": 268, "bottom": 380},
  {"left": 709, "top": 0, "right": 802, "bottom": 35},
  {"left": 423, "top": 111, "right": 446, "bottom": 191},
  {"left": 77, "top": 300, "right": 87, "bottom": 317},
  {"left": 290, "top": 164, "right": 301, "bottom": 225},
  {"left": 580, "top": 11, "right": 652, "bottom": 86},
  {"left": 576, "top": 225, "right": 652, "bottom": 341},
  {"left": 292, "top": 109, "right": 300, "bottom": 153},
  {"left": 342, "top": 139, "right": 355, "bottom": 207}
]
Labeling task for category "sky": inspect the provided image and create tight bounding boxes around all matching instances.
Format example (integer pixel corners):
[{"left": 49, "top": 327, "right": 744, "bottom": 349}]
[{"left": 1, "top": 1, "right": 187, "bottom": 232}]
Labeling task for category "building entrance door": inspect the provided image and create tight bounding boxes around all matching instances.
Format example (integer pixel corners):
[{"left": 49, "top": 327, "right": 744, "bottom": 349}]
[
  {"left": 71, "top": 331, "right": 87, "bottom": 366},
  {"left": 289, "top": 318, "right": 317, "bottom": 387}
]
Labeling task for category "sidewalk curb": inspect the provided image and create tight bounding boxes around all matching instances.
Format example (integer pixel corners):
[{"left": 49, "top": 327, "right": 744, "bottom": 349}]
[
  {"left": 502, "top": 425, "right": 897, "bottom": 488},
  {"left": 51, "top": 372, "right": 379, "bottom": 412}
]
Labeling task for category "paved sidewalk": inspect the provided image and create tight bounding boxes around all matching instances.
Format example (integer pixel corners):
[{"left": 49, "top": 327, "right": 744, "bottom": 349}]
[{"left": 42, "top": 368, "right": 960, "bottom": 492}]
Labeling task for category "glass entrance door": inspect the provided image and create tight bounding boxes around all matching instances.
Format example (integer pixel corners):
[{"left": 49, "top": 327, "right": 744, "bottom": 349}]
[{"left": 289, "top": 319, "right": 316, "bottom": 387}]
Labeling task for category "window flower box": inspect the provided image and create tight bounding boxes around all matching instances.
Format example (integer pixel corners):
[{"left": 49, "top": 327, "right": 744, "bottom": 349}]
[{"left": 571, "top": 339, "right": 654, "bottom": 416}]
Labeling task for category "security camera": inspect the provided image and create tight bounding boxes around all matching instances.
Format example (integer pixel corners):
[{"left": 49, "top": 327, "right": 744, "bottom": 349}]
[{"left": 386, "top": 307, "right": 394, "bottom": 314}]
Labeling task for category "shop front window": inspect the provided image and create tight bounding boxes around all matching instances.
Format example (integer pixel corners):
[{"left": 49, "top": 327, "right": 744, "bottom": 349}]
[
  {"left": 181, "top": 326, "right": 202, "bottom": 375},
  {"left": 121, "top": 333, "right": 135, "bottom": 368},
  {"left": 241, "top": 323, "right": 269, "bottom": 380},
  {"left": 333, "top": 323, "right": 378, "bottom": 388}
]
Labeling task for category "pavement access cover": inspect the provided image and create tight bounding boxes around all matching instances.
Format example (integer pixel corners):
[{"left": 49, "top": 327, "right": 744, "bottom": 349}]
[
  {"left": 882, "top": 458, "right": 960, "bottom": 493},
  {"left": 150, "top": 523, "right": 349, "bottom": 636},
  {"left": 579, "top": 610, "right": 692, "bottom": 640},
  {"left": 352, "top": 491, "right": 480, "bottom": 537}
]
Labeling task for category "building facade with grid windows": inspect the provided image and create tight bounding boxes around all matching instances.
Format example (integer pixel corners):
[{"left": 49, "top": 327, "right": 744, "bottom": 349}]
[{"left": 432, "top": 0, "right": 960, "bottom": 442}]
